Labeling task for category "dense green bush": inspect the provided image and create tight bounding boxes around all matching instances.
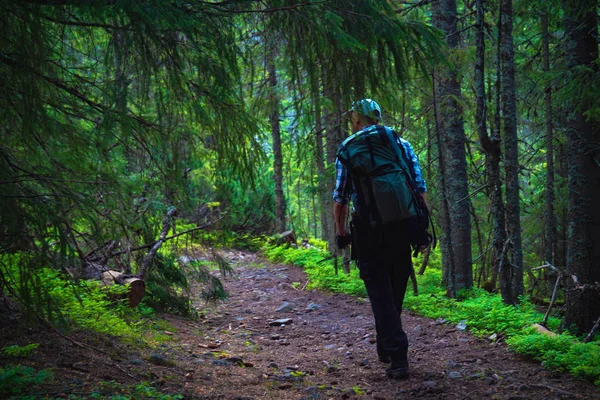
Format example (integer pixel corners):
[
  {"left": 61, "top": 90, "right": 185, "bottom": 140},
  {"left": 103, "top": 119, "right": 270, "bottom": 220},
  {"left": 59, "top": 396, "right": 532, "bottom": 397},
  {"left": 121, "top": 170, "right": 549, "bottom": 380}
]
[
  {"left": 0, "top": 365, "right": 53, "bottom": 397},
  {"left": 263, "top": 242, "right": 600, "bottom": 384}
]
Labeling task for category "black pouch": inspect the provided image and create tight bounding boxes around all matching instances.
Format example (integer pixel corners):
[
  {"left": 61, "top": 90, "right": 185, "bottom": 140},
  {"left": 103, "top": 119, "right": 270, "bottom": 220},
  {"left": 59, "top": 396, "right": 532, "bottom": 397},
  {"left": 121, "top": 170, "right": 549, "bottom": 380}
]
[{"left": 350, "top": 218, "right": 358, "bottom": 260}]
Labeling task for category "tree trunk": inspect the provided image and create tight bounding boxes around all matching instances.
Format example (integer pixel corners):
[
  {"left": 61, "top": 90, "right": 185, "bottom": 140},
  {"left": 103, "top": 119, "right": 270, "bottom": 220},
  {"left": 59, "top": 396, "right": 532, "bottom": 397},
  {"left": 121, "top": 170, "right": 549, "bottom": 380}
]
[
  {"left": 431, "top": 68, "right": 453, "bottom": 290},
  {"left": 475, "top": 0, "right": 507, "bottom": 294},
  {"left": 432, "top": 0, "right": 473, "bottom": 295},
  {"left": 268, "top": 58, "right": 286, "bottom": 233},
  {"left": 541, "top": 9, "right": 559, "bottom": 297},
  {"left": 500, "top": 0, "right": 523, "bottom": 304},
  {"left": 563, "top": 0, "right": 600, "bottom": 334},
  {"left": 542, "top": 10, "right": 556, "bottom": 267},
  {"left": 324, "top": 69, "right": 343, "bottom": 253},
  {"left": 557, "top": 140, "right": 568, "bottom": 269},
  {"left": 313, "top": 90, "right": 329, "bottom": 241}
]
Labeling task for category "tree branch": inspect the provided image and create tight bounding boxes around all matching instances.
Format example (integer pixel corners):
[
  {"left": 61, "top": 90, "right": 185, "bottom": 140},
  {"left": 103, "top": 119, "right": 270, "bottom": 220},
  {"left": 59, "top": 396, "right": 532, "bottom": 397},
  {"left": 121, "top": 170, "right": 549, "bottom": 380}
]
[
  {"left": 584, "top": 316, "right": 600, "bottom": 343},
  {"left": 109, "top": 217, "right": 223, "bottom": 258},
  {"left": 44, "top": 16, "right": 131, "bottom": 30},
  {"left": 137, "top": 208, "right": 177, "bottom": 280}
]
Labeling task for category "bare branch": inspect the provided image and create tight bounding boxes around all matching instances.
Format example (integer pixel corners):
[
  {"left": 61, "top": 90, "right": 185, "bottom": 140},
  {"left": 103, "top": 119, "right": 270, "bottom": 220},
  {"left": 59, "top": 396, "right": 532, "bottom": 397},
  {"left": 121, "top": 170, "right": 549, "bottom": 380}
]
[
  {"left": 584, "top": 316, "right": 600, "bottom": 343},
  {"left": 137, "top": 208, "right": 177, "bottom": 280}
]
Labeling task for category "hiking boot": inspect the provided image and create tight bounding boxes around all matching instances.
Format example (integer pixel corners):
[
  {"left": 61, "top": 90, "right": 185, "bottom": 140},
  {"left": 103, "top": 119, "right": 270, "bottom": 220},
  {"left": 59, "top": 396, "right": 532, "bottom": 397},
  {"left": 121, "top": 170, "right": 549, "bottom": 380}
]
[{"left": 385, "top": 360, "right": 409, "bottom": 380}]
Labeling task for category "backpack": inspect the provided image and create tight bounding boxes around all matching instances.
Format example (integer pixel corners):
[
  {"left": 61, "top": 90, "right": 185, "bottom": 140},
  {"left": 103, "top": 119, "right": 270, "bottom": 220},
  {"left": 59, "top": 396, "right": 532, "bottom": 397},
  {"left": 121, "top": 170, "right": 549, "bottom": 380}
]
[{"left": 337, "top": 125, "right": 435, "bottom": 249}]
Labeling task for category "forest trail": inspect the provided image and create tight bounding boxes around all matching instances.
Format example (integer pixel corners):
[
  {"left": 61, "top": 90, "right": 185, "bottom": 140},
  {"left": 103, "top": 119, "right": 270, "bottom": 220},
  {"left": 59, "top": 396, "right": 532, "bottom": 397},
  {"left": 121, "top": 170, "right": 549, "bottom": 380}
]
[
  {"left": 167, "top": 250, "right": 600, "bottom": 399},
  {"left": 4, "top": 249, "right": 599, "bottom": 399}
]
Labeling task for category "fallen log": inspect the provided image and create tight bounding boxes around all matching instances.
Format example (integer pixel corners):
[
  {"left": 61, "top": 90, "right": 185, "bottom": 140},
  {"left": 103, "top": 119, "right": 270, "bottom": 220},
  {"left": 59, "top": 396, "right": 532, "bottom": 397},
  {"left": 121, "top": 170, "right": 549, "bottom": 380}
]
[
  {"left": 81, "top": 208, "right": 222, "bottom": 308},
  {"left": 101, "top": 270, "right": 145, "bottom": 308}
]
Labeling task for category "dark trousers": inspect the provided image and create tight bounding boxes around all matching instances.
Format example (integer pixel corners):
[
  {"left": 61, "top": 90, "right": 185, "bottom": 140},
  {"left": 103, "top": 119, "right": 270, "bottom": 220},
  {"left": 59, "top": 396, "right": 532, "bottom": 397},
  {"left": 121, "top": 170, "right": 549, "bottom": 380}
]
[{"left": 355, "top": 221, "right": 412, "bottom": 363}]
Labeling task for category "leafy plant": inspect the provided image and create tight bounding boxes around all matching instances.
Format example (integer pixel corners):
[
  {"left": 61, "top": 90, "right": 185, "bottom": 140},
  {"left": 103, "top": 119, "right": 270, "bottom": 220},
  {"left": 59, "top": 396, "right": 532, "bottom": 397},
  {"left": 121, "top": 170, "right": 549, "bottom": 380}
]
[
  {"left": 352, "top": 385, "right": 366, "bottom": 395},
  {"left": 2, "top": 343, "right": 39, "bottom": 357},
  {"left": 0, "top": 365, "right": 52, "bottom": 397}
]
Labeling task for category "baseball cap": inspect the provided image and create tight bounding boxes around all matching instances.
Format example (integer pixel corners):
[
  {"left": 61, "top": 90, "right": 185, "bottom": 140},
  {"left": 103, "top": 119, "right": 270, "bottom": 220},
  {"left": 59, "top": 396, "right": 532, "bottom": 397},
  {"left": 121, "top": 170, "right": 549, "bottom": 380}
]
[{"left": 350, "top": 98, "right": 382, "bottom": 121}]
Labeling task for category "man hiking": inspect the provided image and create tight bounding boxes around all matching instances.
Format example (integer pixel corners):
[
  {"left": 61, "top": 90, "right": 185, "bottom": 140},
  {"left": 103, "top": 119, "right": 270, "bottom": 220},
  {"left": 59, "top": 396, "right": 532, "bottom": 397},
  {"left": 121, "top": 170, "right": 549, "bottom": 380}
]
[{"left": 332, "top": 98, "right": 428, "bottom": 380}]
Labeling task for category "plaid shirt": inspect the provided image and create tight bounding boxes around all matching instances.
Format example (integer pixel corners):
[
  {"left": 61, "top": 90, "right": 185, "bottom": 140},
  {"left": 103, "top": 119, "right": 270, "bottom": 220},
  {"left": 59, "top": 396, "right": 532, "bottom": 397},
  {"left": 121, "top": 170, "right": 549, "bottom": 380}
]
[{"left": 333, "top": 125, "right": 427, "bottom": 205}]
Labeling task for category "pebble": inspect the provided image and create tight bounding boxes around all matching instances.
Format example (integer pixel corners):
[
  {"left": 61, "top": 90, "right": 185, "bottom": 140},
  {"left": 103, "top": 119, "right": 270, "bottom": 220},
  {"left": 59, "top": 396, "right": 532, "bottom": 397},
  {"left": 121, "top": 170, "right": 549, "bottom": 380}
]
[
  {"left": 456, "top": 320, "right": 468, "bottom": 330},
  {"left": 225, "top": 356, "right": 244, "bottom": 365},
  {"left": 448, "top": 371, "right": 462, "bottom": 379},
  {"left": 270, "top": 334, "right": 281, "bottom": 340},
  {"left": 306, "top": 303, "right": 321, "bottom": 311},
  {"left": 485, "top": 376, "right": 498, "bottom": 385},
  {"left": 269, "top": 318, "right": 293, "bottom": 326},
  {"left": 276, "top": 302, "right": 294, "bottom": 312},
  {"left": 423, "top": 380, "right": 437, "bottom": 388},
  {"left": 360, "top": 359, "right": 369, "bottom": 366},
  {"left": 268, "top": 362, "right": 279, "bottom": 369}
]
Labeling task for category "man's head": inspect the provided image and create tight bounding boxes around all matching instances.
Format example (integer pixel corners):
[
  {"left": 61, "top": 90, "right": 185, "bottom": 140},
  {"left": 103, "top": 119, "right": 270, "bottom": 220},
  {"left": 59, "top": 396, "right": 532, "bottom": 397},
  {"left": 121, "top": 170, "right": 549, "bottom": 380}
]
[{"left": 349, "top": 99, "right": 381, "bottom": 133}]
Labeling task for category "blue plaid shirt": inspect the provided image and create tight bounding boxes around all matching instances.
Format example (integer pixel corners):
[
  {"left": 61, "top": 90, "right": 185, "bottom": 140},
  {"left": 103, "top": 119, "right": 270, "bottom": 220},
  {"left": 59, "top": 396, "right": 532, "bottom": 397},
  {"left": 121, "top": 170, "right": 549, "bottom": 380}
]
[{"left": 333, "top": 125, "right": 427, "bottom": 205}]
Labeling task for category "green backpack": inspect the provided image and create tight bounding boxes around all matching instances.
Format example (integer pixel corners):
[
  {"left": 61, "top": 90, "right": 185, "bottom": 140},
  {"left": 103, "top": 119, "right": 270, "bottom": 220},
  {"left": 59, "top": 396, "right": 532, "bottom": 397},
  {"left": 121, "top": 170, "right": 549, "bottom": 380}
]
[{"left": 337, "top": 125, "right": 418, "bottom": 227}]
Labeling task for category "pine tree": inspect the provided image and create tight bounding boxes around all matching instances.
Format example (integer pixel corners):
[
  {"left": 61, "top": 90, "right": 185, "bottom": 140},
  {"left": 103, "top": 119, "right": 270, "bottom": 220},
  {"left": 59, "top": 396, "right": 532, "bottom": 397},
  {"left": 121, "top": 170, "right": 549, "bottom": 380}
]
[
  {"left": 562, "top": 0, "right": 600, "bottom": 334},
  {"left": 432, "top": 0, "right": 473, "bottom": 296}
]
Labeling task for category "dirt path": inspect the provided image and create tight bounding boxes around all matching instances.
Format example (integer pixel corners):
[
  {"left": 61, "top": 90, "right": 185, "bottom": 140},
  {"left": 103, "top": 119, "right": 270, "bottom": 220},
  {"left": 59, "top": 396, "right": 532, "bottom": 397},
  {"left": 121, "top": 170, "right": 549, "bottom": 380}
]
[
  {"left": 166, "top": 250, "right": 600, "bottom": 399},
  {"left": 3, "top": 249, "right": 598, "bottom": 399}
]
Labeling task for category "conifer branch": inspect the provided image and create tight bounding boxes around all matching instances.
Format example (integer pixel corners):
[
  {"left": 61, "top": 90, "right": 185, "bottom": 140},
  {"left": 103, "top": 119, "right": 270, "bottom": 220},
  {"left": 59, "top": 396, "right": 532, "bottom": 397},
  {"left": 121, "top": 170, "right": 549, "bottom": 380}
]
[
  {"left": 208, "top": 1, "right": 326, "bottom": 15},
  {"left": 44, "top": 16, "right": 131, "bottom": 30}
]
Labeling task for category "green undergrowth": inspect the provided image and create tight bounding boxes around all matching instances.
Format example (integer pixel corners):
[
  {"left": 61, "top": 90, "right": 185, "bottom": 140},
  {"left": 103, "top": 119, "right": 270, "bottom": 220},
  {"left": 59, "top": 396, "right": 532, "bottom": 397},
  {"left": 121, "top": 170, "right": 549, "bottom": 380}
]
[
  {"left": 0, "top": 254, "right": 177, "bottom": 347},
  {"left": 0, "top": 363, "right": 181, "bottom": 399},
  {"left": 263, "top": 242, "right": 600, "bottom": 385}
]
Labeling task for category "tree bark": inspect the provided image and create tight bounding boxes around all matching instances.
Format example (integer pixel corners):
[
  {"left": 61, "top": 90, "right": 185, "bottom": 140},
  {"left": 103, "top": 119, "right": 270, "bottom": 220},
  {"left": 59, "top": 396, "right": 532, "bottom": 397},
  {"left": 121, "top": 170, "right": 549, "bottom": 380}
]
[
  {"left": 323, "top": 68, "right": 343, "bottom": 253},
  {"left": 475, "top": 0, "right": 507, "bottom": 294},
  {"left": 431, "top": 68, "right": 453, "bottom": 290},
  {"left": 542, "top": 10, "right": 556, "bottom": 267},
  {"left": 432, "top": 0, "right": 473, "bottom": 295},
  {"left": 268, "top": 58, "right": 286, "bottom": 233},
  {"left": 313, "top": 88, "right": 329, "bottom": 241},
  {"left": 562, "top": 0, "right": 600, "bottom": 334},
  {"left": 541, "top": 9, "right": 559, "bottom": 297},
  {"left": 500, "top": 0, "right": 523, "bottom": 304}
]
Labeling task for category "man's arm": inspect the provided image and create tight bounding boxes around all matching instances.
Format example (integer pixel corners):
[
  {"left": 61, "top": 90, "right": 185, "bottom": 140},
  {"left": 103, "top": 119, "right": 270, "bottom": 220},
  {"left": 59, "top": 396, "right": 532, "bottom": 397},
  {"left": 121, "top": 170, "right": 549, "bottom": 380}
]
[
  {"left": 334, "top": 202, "right": 349, "bottom": 236},
  {"left": 332, "top": 156, "right": 351, "bottom": 236},
  {"left": 398, "top": 137, "right": 427, "bottom": 194}
]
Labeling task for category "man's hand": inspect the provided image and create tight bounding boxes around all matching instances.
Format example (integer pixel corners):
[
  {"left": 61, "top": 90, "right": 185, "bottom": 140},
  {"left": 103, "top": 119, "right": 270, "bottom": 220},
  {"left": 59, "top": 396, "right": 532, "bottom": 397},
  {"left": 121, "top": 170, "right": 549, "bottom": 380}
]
[{"left": 336, "top": 234, "right": 352, "bottom": 249}]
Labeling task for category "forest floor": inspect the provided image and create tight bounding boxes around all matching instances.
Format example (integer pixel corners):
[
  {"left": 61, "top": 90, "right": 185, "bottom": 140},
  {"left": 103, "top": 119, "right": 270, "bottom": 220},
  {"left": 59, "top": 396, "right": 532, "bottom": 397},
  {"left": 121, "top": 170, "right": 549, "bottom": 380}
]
[{"left": 2, "top": 249, "right": 600, "bottom": 399}]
